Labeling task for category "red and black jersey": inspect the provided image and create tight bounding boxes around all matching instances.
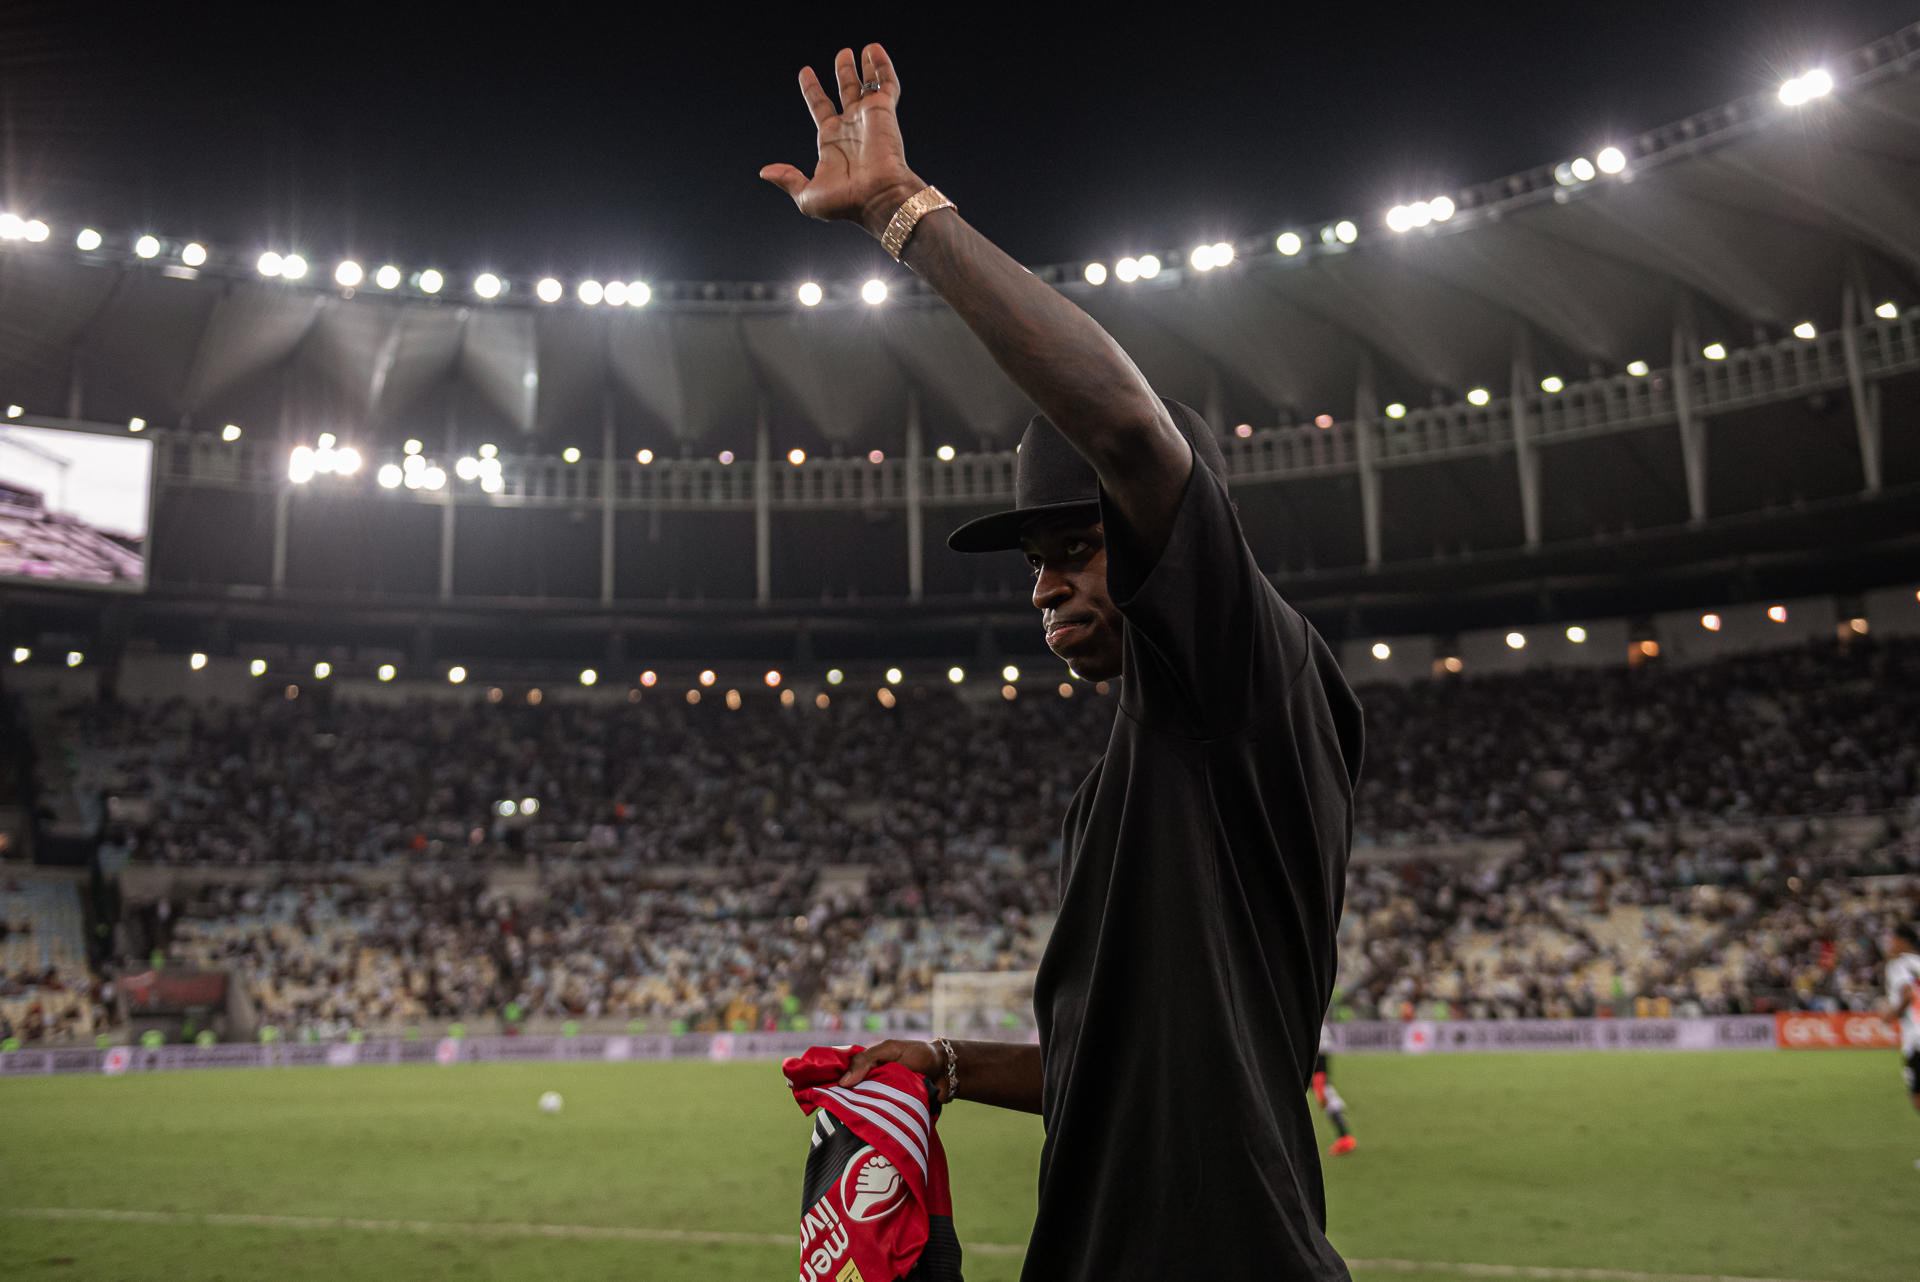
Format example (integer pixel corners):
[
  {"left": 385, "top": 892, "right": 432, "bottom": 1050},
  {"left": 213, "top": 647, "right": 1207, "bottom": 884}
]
[{"left": 784, "top": 1045, "right": 963, "bottom": 1282}]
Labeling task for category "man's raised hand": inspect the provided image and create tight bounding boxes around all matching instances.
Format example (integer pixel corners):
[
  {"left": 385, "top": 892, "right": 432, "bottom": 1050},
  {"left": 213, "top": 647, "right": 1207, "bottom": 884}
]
[{"left": 759, "top": 44, "right": 922, "bottom": 238}]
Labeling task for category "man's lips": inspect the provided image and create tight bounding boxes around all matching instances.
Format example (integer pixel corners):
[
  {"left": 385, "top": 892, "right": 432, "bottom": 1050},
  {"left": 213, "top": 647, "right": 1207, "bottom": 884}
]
[{"left": 1045, "top": 618, "right": 1093, "bottom": 645}]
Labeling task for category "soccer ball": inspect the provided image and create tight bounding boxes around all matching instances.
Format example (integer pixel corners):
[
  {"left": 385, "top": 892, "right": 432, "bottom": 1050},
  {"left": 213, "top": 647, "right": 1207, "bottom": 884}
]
[{"left": 538, "top": 1091, "right": 563, "bottom": 1114}]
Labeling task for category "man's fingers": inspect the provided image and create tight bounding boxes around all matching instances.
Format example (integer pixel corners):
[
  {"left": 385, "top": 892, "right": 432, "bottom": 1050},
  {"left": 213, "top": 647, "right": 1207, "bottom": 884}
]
[
  {"left": 798, "top": 67, "right": 836, "bottom": 129},
  {"left": 759, "top": 164, "right": 808, "bottom": 200},
  {"left": 832, "top": 47, "right": 862, "bottom": 113},
  {"left": 865, "top": 44, "right": 900, "bottom": 100},
  {"left": 839, "top": 1046, "right": 882, "bottom": 1085}
]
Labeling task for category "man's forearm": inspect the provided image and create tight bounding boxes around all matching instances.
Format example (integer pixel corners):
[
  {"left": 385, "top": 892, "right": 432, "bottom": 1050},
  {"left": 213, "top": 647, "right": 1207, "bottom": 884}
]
[{"left": 948, "top": 1039, "right": 1043, "bottom": 1115}]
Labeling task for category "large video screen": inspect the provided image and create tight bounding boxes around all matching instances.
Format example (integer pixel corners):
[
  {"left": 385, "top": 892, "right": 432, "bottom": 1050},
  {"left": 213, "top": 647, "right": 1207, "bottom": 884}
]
[{"left": 0, "top": 423, "right": 153, "bottom": 591}]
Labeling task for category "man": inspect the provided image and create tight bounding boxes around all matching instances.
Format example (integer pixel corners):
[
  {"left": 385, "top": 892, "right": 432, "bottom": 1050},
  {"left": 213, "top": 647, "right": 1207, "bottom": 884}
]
[
  {"left": 1315, "top": 1022, "right": 1358, "bottom": 1156},
  {"left": 765, "top": 45, "right": 1363, "bottom": 1278},
  {"left": 1883, "top": 924, "right": 1920, "bottom": 1156}
]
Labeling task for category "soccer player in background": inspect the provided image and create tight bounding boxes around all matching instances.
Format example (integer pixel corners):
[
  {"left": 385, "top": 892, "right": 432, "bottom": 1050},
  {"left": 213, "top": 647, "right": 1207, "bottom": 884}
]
[
  {"left": 763, "top": 43, "right": 1364, "bottom": 1279},
  {"left": 1883, "top": 924, "right": 1920, "bottom": 1164},
  {"left": 1315, "top": 1022, "right": 1358, "bottom": 1156}
]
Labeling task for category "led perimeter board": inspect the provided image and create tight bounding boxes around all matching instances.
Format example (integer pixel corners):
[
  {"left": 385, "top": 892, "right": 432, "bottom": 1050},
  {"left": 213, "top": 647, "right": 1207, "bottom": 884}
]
[{"left": 0, "top": 422, "right": 153, "bottom": 592}]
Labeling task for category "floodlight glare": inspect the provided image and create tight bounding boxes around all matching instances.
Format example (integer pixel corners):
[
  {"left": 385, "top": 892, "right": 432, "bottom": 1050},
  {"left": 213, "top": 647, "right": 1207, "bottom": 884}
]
[
  {"left": 885, "top": 667, "right": 902, "bottom": 684},
  {"left": 181, "top": 242, "right": 207, "bottom": 266},
  {"left": 936, "top": 444, "right": 956, "bottom": 461},
  {"left": 1235, "top": 423, "right": 1252, "bottom": 438},
  {"left": 126, "top": 234, "right": 161, "bottom": 259},
  {"left": 313, "top": 661, "right": 331, "bottom": 679},
  {"left": 1701, "top": 613, "right": 1722, "bottom": 631},
  {"left": 1566, "top": 626, "right": 1588, "bottom": 643},
  {"left": 699, "top": 669, "right": 716, "bottom": 686},
  {"left": 334, "top": 447, "right": 361, "bottom": 475},
  {"left": 797, "top": 281, "right": 823, "bottom": 306},
  {"left": 1002, "top": 665, "right": 1020, "bottom": 682},
  {"left": 1768, "top": 605, "right": 1788, "bottom": 623},
  {"left": 1276, "top": 231, "right": 1302, "bottom": 256},
  {"left": 455, "top": 456, "right": 480, "bottom": 482},
  {"left": 1792, "top": 321, "right": 1816, "bottom": 340},
  {"left": 376, "top": 464, "right": 402, "bottom": 488},
  {"left": 23, "top": 218, "right": 48, "bottom": 242},
  {"left": 377, "top": 664, "right": 396, "bottom": 681},
  {"left": 1211, "top": 241, "right": 1233, "bottom": 266},
  {"left": 562, "top": 447, "right": 581, "bottom": 463},
  {"left": 190, "top": 652, "right": 207, "bottom": 670},
  {"left": 1467, "top": 387, "right": 1491, "bottom": 406},
  {"left": 258, "top": 252, "right": 284, "bottom": 275},
  {"left": 1371, "top": 643, "right": 1390, "bottom": 660},
  {"left": 334, "top": 260, "right": 363, "bottom": 288},
  {"left": 1596, "top": 146, "right": 1627, "bottom": 174},
  {"left": 868, "top": 449, "right": 884, "bottom": 463},
  {"left": 827, "top": 668, "right": 844, "bottom": 684},
  {"left": 5, "top": 406, "right": 18, "bottom": 418},
  {"left": 947, "top": 666, "right": 965, "bottom": 684},
  {"left": 861, "top": 279, "right": 888, "bottom": 304},
  {"left": 403, "top": 438, "right": 423, "bottom": 455},
  {"left": 1876, "top": 301, "right": 1899, "bottom": 320},
  {"left": 423, "top": 466, "right": 447, "bottom": 490},
  {"left": 604, "top": 280, "right": 628, "bottom": 306},
  {"left": 1083, "top": 262, "right": 1107, "bottom": 285},
  {"left": 1114, "top": 257, "right": 1140, "bottom": 282},
  {"left": 1554, "top": 162, "right": 1576, "bottom": 186},
  {"left": 66, "top": 650, "right": 83, "bottom": 667},
  {"left": 417, "top": 269, "right": 443, "bottom": 294},
  {"left": 0, "top": 213, "right": 21, "bottom": 239},
  {"left": 128, "top": 417, "right": 146, "bottom": 432},
  {"left": 447, "top": 666, "right": 467, "bottom": 684},
  {"left": 480, "top": 473, "right": 504, "bottom": 494},
  {"left": 578, "top": 280, "right": 603, "bottom": 305},
  {"left": 535, "top": 277, "right": 563, "bottom": 303},
  {"left": 1801, "top": 68, "right": 1834, "bottom": 97},
  {"left": 375, "top": 265, "right": 401, "bottom": 290},
  {"left": 474, "top": 273, "right": 502, "bottom": 299},
  {"left": 249, "top": 659, "right": 267, "bottom": 676},
  {"left": 76, "top": 228, "right": 103, "bottom": 251},
  {"left": 636, "top": 449, "right": 653, "bottom": 464},
  {"left": 1627, "top": 360, "right": 1649, "bottom": 377},
  {"left": 1540, "top": 376, "right": 1563, "bottom": 393},
  {"left": 1386, "top": 205, "right": 1412, "bottom": 234},
  {"left": 1407, "top": 201, "right": 1432, "bottom": 228},
  {"left": 11, "top": 647, "right": 27, "bottom": 663},
  {"left": 1505, "top": 632, "right": 1525, "bottom": 650},
  {"left": 1429, "top": 196, "right": 1456, "bottom": 222},
  {"left": 222, "top": 424, "right": 242, "bottom": 442},
  {"left": 288, "top": 446, "right": 316, "bottom": 484},
  {"left": 1385, "top": 403, "right": 1407, "bottom": 419},
  {"left": 1189, "top": 244, "right": 1216, "bottom": 271},
  {"left": 1570, "top": 157, "right": 1596, "bottom": 182},
  {"left": 1137, "top": 254, "right": 1161, "bottom": 278},
  {"left": 1702, "top": 343, "right": 1727, "bottom": 361},
  {"left": 718, "top": 450, "right": 735, "bottom": 465},
  {"left": 788, "top": 448, "right": 806, "bottom": 465},
  {"left": 1333, "top": 221, "right": 1357, "bottom": 244},
  {"left": 764, "top": 670, "right": 781, "bottom": 687},
  {"left": 580, "top": 668, "right": 597, "bottom": 686},
  {"left": 628, "top": 282, "right": 651, "bottom": 307},
  {"left": 280, "top": 254, "right": 308, "bottom": 280},
  {"left": 478, "top": 443, "right": 497, "bottom": 460}
]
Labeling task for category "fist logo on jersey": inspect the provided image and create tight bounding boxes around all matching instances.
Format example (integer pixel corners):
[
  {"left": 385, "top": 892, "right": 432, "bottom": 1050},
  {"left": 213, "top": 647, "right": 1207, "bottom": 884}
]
[{"left": 839, "top": 1147, "right": 906, "bottom": 1222}]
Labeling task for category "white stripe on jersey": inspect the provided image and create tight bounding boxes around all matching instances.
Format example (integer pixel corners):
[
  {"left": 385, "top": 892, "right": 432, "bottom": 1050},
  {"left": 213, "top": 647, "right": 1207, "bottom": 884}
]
[
  {"left": 1888, "top": 954, "right": 1920, "bottom": 1055},
  {"left": 851, "top": 1079, "right": 932, "bottom": 1132},
  {"left": 818, "top": 1087, "right": 928, "bottom": 1177}
]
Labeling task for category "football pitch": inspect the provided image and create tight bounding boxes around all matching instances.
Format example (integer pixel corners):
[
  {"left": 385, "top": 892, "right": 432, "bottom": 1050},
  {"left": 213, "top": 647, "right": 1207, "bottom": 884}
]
[{"left": 3, "top": 1051, "right": 1916, "bottom": 1281}]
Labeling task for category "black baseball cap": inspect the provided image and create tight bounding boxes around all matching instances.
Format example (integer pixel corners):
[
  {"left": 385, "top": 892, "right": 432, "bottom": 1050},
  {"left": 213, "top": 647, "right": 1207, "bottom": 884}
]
[{"left": 946, "top": 398, "right": 1225, "bottom": 553}]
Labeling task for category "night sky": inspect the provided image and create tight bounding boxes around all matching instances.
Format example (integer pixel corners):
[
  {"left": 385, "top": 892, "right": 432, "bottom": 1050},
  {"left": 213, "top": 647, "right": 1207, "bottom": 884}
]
[{"left": 5, "top": 1, "right": 1915, "bottom": 288}]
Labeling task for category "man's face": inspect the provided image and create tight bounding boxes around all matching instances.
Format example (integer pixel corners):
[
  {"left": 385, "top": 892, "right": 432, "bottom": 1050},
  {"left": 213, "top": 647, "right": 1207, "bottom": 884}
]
[{"left": 1021, "top": 514, "right": 1123, "bottom": 682}]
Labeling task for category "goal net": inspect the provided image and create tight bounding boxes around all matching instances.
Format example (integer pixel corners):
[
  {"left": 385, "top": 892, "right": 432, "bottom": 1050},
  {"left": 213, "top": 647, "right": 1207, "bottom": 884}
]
[{"left": 931, "top": 971, "right": 1039, "bottom": 1041}]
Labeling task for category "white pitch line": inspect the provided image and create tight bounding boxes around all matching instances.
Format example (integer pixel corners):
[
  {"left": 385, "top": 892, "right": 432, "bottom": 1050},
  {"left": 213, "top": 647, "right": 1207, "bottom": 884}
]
[{"left": 2, "top": 1209, "right": 1847, "bottom": 1279}]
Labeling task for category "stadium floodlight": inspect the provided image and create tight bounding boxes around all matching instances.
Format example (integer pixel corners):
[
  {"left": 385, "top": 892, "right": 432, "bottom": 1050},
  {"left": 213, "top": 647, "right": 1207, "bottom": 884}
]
[
  {"left": 375, "top": 265, "right": 401, "bottom": 290},
  {"left": 936, "top": 444, "right": 956, "bottom": 461},
  {"left": 447, "top": 666, "right": 467, "bottom": 684},
  {"left": 1429, "top": 196, "right": 1456, "bottom": 222},
  {"left": 521, "top": 797, "right": 539, "bottom": 815},
  {"left": 1212, "top": 242, "right": 1234, "bottom": 266},
  {"left": 1002, "top": 665, "right": 1020, "bottom": 682},
  {"left": 249, "top": 658, "right": 267, "bottom": 676},
  {"left": 1540, "top": 376, "right": 1563, "bottom": 393},
  {"left": 1137, "top": 254, "right": 1161, "bottom": 278},
  {"left": 334, "top": 447, "right": 361, "bottom": 476},
  {"left": 1467, "top": 387, "right": 1491, "bottom": 406},
  {"left": 885, "top": 667, "right": 902, "bottom": 685},
  {"left": 496, "top": 799, "right": 517, "bottom": 818},
  {"left": 256, "top": 250, "right": 282, "bottom": 276},
  {"left": 636, "top": 449, "right": 654, "bottom": 464},
  {"left": 128, "top": 417, "right": 146, "bottom": 432},
  {"left": 1190, "top": 244, "right": 1216, "bottom": 271},
  {"left": 189, "top": 652, "right": 207, "bottom": 671},
  {"left": 10, "top": 647, "right": 27, "bottom": 663},
  {"left": 20, "top": 219, "right": 44, "bottom": 241},
  {"left": 1570, "top": 157, "right": 1596, "bottom": 183},
  {"left": 1779, "top": 68, "right": 1834, "bottom": 106},
  {"left": 222, "top": 424, "right": 242, "bottom": 442},
  {"left": 372, "top": 664, "right": 394, "bottom": 682},
  {"left": 1702, "top": 343, "right": 1727, "bottom": 361},
  {"left": 335, "top": 260, "right": 363, "bottom": 288},
  {"left": 868, "top": 449, "right": 884, "bottom": 463},
  {"left": 1370, "top": 643, "right": 1390, "bottom": 661},
  {"left": 1596, "top": 146, "right": 1627, "bottom": 175},
  {"left": 797, "top": 281, "right": 824, "bottom": 306},
  {"left": 1083, "top": 262, "right": 1107, "bottom": 285},
  {"left": 280, "top": 254, "right": 308, "bottom": 280},
  {"left": 1701, "top": 613, "right": 1721, "bottom": 631},
  {"left": 580, "top": 668, "right": 597, "bottom": 686},
  {"left": 1626, "top": 360, "right": 1649, "bottom": 377},
  {"left": 947, "top": 666, "right": 965, "bottom": 684},
  {"left": 718, "top": 450, "right": 734, "bottom": 465},
  {"left": 1385, "top": 403, "right": 1407, "bottom": 419},
  {"left": 313, "top": 661, "right": 331, "bottom": 679},
  {"left": 1553, "top": 162, "right": 1576, "bottom": 187},
  {"left": 628, "top": 282, "right": 651, "bottom": 307},
  {"left": 376, "top": 464, "right": 402, "bottom": 488},
  {"left": 77, "top": 228, "right": 104, "bottom": 251},
  {"left": 1273, "top": 231, "right": 1301, "bottom": 257},
  {"left": 1333, "top": 221, "right": 1357, "bottom": 245},
  {"left": 130, "top": 235, "right": 160, "bottom": 260},
  {"left": 1792, "top": 322, "right": 1817, "bottom": 340},
  {"left": 417, "top": 269, "right": 443, "bottom": 294},
  {"left": 578, "top": 279, "right": 603, "bottom": 305},
  {"left": 479, "top": 473, "right": 503, "bottom": 494},
  {"left": 181, "top": 242, "right": 207, "bottom": 266},
  {"left": 562, "top": 447, "right": 581, "bottom": 463},
  {"left": 5, "top": 405, "right": 18, "bottom": 418},
  {"left": 403, "top": 438, "right": 422, "bottom": 456},
  {"left": 826, "top": 668, "right": 845, "bottom": 685},
  {"left": 1505, "top": 632, "right": 1525, "bottom": 650},
  {"left": 640, "top": 670, "right": 658, "bottom": 687},
  {"left": 1235, "top": 424, "right": 1253, "bottom": 438},
  {"left": 423, "top": 466, "right": 447, "bottom": 490},
  {"left": 1114, "top": 257, "right": 1140, "bottom": 282},
  {"left": 1314, "top": 414, "right": 1334, "bottom": 429},
  {"left": 1407, "top": 201, "right": 1432, "bottom": 228},
  {"left": 474, "top": 273, "right": 502, "bottom": 299},
  {"left": 1768, "top": 605, "right": 1787, "bottom": 623},
  {"left": 764, "top": 670, "right": 781, "bottom": 687},
  {"left": 288, "top": 446, "right": 316, "bottom": 483},
  {"left": 787, "top": 448, "right": 805, "bottom": 465},
  {"left": 699, "top": 669, "right": 716, "bottom": 686},
  {"left": 1566, "top": 626, "right": 1587, "bottom": 643},
  {"left": 536, "top": 277, "right": 563, "bottom": 303},
  {"left": 0, "top": 213, "right": 22, "bottom": 239},
  {"left": 1876, "top": 301, "right": 1899, "bottom": 320},
  {"left": 455, "top": 456, "right": 480, "bottom": 482},
  {"left": 605, "top": 281, "right": 628, "bottom": 306},
  {"left": 66, "top": 650, "right": 83, "bottom": 667},
  {"left": 478, "top": 443, "right": 497, "bottom": 460},
  {"left": 1386, "top": 205, "right": 1412, "bottom": 233},
  {"left": 861, "top": 279, "right": 888, "bottom": 305}
]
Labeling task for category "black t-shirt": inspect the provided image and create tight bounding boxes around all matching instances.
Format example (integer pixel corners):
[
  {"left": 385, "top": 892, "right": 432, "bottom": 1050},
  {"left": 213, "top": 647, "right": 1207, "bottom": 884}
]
[{"left": 1024, "top": 455, "right": 1364, "bottom": 1281}]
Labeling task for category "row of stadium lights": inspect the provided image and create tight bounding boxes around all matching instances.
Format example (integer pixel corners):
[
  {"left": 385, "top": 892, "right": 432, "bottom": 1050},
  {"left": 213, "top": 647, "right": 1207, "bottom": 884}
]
[{"left": 0, "top": 68, "right": 1842, "bottom": 312}]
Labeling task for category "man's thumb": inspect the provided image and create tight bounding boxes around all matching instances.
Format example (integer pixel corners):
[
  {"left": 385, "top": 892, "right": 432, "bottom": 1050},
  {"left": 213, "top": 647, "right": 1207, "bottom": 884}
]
[{"left": 759, "top": 164, "right": 806, "bottom": 198}]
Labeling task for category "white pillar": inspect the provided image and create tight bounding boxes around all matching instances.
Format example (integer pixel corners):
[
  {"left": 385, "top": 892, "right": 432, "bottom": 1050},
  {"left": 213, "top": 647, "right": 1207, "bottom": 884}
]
[
  {"left": 1353, "top": 355, "right": 1382, "bottom": 568},
  {"left": 1510, "top": 326, "right": 1542, "bottom": 550},
  {"left": 438, "top": 392, "right": 458, "bottom": 602},
  {"left": 905, "top": 389, "right": 925, "bottom": 603},
  {"left": 754, "top": 398, "right": 772, "bottom": 605},
  {"left": 1839, "top": 282, "right": 1883, "bottom": 495},
  {"left": 600, "top": 390, "right": 617, "bottom": 604},
  {"left": 1671, "top": 308, "right": 1707, "bottom": 525}
]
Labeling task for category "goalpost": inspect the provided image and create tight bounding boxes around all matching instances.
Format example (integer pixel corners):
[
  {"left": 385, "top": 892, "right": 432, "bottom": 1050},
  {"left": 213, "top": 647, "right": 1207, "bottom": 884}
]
[{"left": 930, "top": 971, "right": 1039, "bottom": 1041}]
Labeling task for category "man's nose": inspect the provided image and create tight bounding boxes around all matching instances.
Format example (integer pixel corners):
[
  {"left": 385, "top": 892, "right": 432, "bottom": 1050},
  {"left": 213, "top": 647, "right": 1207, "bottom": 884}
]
[{"left": 1032, "top": 565, "right": 1072, "bottom": 611}]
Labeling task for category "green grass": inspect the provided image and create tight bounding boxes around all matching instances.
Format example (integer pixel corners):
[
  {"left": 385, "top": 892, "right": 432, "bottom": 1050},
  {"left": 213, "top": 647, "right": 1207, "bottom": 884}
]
[{"left": 2, "top": 1052, "right": 1917, "bottom": 1280}]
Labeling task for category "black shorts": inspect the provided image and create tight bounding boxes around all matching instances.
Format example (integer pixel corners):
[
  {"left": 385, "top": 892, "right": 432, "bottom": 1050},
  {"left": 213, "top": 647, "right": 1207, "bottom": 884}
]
[
  {"left": 1314, "top": 1052, "right": 1330, "bottom": 1079},
  {"left": 1904, "top": 1050, "right": 1920, "bottom": 1096}
]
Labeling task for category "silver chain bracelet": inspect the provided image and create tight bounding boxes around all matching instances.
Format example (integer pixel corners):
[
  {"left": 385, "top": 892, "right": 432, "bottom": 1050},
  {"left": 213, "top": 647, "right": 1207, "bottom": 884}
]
[{"left": 934, "top": 1037, "right": 958, "bottom": 1103}]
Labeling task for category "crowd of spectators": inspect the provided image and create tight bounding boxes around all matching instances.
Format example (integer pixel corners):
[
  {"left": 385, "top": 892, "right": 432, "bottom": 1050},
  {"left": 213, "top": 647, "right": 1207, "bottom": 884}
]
[{"left": 12, "top": 634, "right": 1917, "bottom": 1042}]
